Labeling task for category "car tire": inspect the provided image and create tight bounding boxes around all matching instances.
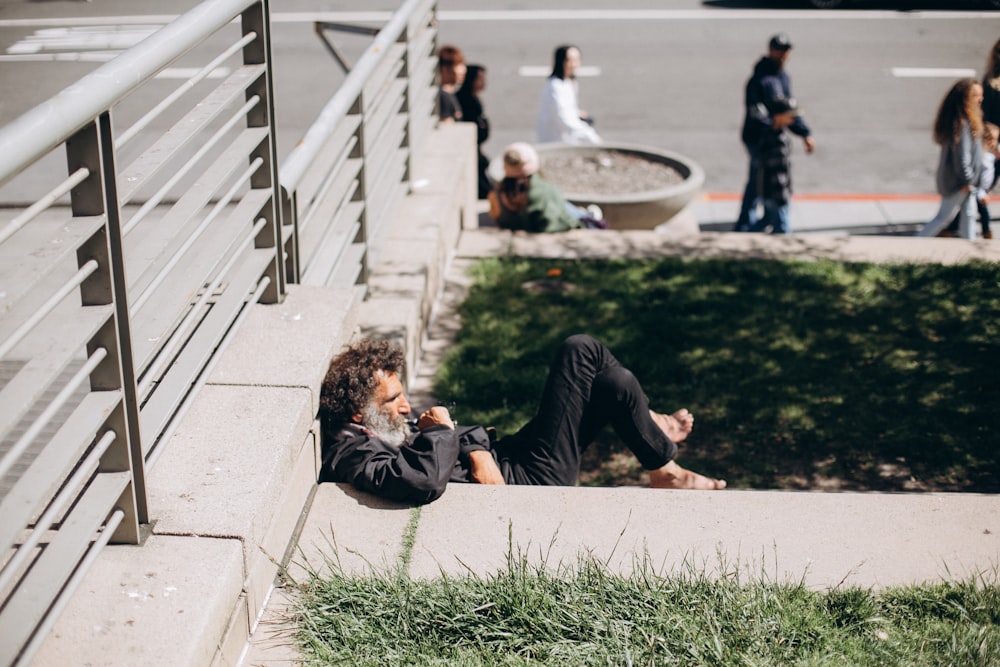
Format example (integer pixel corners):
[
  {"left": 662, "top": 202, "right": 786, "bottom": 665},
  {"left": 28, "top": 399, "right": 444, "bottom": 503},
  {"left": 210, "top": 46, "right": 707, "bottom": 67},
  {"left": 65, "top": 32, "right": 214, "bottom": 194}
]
[
  {"left": 807, "top": 0, "right": 845, "bottom": 7},
  {"left": 987, "top": 0, "right": 1000, "bottom": 8}
]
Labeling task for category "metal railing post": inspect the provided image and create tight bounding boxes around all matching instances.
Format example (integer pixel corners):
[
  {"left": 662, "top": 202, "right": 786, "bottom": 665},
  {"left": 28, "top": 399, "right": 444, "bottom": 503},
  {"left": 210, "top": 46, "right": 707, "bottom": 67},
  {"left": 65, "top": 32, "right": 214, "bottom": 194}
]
[
  {"left": 351, "top": 92, "right": 370, "bottom": 285},
  {"left": 66, "top": 112, "right": 147, "bottom": 544},
  {"left": 242, "top": 0, "right": 285, "bottom": 304},
  {"left": 400, "top": 22, "right": 414, "bottom": 185},
  {"left": 280, "top": 186, "right": 300, "bottom": 283}
]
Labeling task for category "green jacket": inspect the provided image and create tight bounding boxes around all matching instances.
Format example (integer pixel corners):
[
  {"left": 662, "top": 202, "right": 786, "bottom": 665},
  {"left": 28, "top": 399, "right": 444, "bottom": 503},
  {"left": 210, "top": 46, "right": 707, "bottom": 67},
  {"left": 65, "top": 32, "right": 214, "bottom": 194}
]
[{"left": 497, "top": 175, "right": 582, "bottom": 233}]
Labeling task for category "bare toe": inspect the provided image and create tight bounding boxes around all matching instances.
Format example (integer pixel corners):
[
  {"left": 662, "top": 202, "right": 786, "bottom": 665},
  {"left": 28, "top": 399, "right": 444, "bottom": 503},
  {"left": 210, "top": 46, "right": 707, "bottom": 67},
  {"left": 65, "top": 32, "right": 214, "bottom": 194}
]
[
  {"left": 649, "top": 461, "right": 726, "bottom": 490},
  {"left": 651, "top": 409, "right": 694, "bottom": 443}
]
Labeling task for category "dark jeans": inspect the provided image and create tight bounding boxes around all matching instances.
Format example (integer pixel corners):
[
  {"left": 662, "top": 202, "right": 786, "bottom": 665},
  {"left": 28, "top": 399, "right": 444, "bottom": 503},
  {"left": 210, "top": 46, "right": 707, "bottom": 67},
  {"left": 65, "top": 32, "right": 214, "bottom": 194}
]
[
  {"left": 736, "top": 145, "right": 761, "bottom": 231},
  {"left": 477, "top": 150, "right": 491, "bottom": 200},
  {"left": 495, "top": 335, "right": 678, "bottom": 486}
]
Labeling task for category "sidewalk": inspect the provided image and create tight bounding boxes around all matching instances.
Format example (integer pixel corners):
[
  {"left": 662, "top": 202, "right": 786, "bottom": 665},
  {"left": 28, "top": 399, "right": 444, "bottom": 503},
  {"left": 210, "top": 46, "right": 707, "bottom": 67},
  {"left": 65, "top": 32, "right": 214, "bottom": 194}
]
[{"left": 694, "top": 192, "right": 942, "bottom": 236}]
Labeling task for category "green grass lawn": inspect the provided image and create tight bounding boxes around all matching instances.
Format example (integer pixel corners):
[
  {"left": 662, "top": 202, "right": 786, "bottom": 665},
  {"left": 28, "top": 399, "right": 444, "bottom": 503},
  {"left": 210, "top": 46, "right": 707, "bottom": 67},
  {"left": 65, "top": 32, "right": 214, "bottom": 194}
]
[
  {"left": 294, "top": 553, "right": 1000, "bottom": 666},
  {"left": 432, "top": 257, "right": 1000, "bottom": 492}
]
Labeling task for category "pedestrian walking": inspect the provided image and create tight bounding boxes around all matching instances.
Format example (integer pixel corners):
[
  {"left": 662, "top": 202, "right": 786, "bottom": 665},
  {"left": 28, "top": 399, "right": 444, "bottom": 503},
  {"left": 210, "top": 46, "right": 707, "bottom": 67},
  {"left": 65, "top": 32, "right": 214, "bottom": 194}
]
[
  {"left": 747, "top": 97, "right": 799, "bottom": 234},
  {"left": 536, "top": 45, "right": 601, "bottom": 145},
  {"left": 736, "top": 33, "right": 815, "bottom": 232},
  {"left": 917, "top": 79, "right": 985, "bottom": 240},
  {"left": 941, "top": 122, "right": 999, "bottom": 239}
]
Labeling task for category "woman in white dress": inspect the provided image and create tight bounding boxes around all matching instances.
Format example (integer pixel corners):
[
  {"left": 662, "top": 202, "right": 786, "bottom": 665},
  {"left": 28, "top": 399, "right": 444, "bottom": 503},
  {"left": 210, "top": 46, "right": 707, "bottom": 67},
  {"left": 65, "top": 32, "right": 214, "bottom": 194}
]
[{"left": 536, "top": 45, "right": 602, "bottom": 145}]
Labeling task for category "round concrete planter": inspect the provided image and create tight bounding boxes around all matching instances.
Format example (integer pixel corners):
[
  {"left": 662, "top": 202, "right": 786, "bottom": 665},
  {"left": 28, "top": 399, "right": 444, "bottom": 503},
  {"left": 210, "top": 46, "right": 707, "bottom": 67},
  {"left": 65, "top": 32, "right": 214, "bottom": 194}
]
[{"left": 490, "top": 143, "right": 705, "bottom": 230}]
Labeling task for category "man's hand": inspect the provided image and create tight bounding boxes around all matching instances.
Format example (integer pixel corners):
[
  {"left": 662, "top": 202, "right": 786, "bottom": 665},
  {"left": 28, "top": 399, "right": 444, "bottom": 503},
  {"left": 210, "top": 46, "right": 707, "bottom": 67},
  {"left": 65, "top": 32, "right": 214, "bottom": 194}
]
[
  {"left": 803, "top": 136, "right": 816, "bottom": 154},
  {"left": 417, "top": 406, "right": 454, "bottom": 430},
  {"left": 469, "top": 450, "right": 505, "bottom": 485}
]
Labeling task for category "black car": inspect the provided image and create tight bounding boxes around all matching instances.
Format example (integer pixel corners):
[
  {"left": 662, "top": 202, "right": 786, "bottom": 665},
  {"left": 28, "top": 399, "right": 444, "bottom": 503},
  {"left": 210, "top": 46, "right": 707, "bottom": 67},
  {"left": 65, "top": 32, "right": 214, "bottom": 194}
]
[{"left": 807, "top": 0, "right": 999, "bottom": 6}]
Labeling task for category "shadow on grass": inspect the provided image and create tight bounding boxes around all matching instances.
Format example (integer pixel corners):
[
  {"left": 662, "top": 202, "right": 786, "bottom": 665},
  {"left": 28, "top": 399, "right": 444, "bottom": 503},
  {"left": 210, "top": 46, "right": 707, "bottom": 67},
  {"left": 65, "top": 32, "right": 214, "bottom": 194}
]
[{"left": 433, "top": 257, "right": 1000, "bottom": 493}]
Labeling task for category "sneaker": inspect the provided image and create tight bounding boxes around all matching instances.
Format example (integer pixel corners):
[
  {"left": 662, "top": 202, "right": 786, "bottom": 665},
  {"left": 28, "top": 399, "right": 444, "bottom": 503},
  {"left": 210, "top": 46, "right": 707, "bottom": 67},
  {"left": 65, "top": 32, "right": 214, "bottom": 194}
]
[
  {"left": 984, "top": 230, "right": 994, "bottom": 240},
  {"left": 585, "top": 204, "right": 603, "bottom": 220}
]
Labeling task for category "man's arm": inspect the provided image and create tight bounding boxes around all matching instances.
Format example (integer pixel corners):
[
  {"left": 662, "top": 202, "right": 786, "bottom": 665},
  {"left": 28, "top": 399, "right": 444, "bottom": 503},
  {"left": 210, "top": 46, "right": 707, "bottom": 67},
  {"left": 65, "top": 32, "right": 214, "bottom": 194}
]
[
  {"left": 468, "top": 450, "right": 505, "bottom": 485},
  {"left": 324, "top": 425, "right": 461, "bottom": 504}
]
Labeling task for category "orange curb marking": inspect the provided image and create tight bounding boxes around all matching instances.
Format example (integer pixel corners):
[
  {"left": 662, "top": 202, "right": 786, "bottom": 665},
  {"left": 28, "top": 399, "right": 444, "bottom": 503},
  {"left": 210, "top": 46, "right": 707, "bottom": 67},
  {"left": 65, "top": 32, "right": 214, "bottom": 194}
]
[{"left": 705, "top": 192, "right": 940, "bottom": 202}]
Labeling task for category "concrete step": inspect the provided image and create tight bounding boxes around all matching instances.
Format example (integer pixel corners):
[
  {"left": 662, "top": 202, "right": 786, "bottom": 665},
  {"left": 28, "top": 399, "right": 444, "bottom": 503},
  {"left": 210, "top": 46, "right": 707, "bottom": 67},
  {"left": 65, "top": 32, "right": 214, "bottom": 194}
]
[{"left": 290, "top": 483, "right": 1000, "bottom": 590}]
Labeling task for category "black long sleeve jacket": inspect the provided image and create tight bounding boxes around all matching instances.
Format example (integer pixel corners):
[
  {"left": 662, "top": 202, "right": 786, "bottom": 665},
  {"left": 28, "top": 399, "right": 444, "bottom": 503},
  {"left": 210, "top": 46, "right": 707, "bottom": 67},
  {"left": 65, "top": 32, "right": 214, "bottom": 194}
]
[{"left": 319, "top": 422, "right": 495, "bottom": 504}]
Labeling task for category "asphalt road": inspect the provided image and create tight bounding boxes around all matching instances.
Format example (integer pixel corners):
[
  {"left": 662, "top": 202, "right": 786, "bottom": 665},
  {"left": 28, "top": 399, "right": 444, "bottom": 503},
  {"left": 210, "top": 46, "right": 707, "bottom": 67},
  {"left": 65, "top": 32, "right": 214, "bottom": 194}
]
[{"left": 0, "top": 0, "right": 998, "bottom": 196}]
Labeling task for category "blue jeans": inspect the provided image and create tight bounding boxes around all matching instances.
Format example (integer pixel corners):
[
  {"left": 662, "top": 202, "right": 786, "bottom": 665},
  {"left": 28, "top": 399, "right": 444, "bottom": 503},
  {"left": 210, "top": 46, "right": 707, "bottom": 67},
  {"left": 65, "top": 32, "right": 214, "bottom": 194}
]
[
  {"left": 749, "top": 198, "right": 791, "bottom": 234},
  {"left": 736, "top": 147, "right": 761, "bottom": 231}
]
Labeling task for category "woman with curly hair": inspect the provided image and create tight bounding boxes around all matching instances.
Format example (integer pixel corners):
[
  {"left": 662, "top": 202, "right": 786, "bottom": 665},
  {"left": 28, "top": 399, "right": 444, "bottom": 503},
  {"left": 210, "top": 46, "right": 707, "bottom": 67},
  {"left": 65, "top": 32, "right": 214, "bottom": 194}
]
[
  {"left": 942, "top": 40, "right": 1000, "bottom": 238},
  {"left": 917, "top": 78, "right": 985, "bottom": 239}
]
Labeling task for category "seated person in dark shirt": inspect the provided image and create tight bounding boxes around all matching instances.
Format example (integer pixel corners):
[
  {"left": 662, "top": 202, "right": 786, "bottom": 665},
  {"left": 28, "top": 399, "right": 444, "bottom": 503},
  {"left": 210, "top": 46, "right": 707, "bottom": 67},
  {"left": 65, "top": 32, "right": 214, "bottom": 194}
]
[{"left": 318, "top": 334, "right": 726, "bottom": 504}]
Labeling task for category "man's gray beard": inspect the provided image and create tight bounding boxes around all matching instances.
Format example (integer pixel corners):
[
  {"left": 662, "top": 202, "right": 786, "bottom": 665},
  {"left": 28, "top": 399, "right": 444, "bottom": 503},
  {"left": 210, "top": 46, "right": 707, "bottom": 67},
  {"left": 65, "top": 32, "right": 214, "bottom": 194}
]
[{"left": 361, "top": 403, "right": 410, "bottom": 448}]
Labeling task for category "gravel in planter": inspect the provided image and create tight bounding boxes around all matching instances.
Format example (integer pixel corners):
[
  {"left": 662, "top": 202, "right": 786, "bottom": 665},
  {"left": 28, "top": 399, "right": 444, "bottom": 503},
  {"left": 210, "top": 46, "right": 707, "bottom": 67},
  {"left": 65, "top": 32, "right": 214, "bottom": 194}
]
[{"left": 540, "top": 149, "right": 685, "bottom": 195}]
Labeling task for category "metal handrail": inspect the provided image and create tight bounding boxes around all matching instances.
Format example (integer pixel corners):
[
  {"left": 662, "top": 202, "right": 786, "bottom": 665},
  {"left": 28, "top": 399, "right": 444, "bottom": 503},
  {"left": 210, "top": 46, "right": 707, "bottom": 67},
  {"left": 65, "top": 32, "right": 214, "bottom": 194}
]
[
  {"left": 0, "top": 0, "right": 440, "bottom": 661},
  {"left": 0, "top": 2, "right": 284, "bottom": 663}
]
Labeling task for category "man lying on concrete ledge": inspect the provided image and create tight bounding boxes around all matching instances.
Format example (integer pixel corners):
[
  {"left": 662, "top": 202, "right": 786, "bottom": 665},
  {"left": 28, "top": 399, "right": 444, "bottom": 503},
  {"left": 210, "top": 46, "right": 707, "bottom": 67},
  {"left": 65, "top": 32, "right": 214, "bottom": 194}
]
[{"left": 318, "top": 334, "right": 726, "bottom": 504}]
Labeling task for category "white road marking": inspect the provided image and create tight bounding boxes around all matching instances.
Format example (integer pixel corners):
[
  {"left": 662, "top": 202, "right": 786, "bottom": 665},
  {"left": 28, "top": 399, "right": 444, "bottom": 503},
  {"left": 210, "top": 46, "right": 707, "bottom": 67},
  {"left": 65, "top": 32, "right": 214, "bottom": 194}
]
[
  {"left": 2, "top": 25, "right": 155, "bottom": 62},
  {"left": 891, "top": 66, "right": 978, "bottom": 78},
  {"left": 0, "top": 9, "right": 995, "bottom": 29},
  {"left": 518, "top": 65, "right": 601, "bottom": 78},
  {"left": 0, "top": 50, "right": 119, "bottom": 63},
  {"left": 1, "top": 25, "right": 228, "bottom": 79},
  {"left": 156, "top": 67, "right": 230, "bottom": 80},
  {"left": 5, "top": 25, "right": 158, "bottom": 54}
]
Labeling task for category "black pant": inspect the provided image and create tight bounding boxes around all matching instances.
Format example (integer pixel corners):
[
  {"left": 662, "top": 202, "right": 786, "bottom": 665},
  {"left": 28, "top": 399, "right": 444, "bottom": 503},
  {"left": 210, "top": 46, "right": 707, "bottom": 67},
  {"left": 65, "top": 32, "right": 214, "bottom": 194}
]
[{"left": 495, "top": 335, "right": 678, "bottom": 486}]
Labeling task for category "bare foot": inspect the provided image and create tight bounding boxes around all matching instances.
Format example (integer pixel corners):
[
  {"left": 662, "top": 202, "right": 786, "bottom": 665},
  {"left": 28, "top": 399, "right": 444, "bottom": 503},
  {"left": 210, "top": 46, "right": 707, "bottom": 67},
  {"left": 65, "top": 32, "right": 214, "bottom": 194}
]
[
  {"left": 650, "top": 408, "right": 694, "bottom": 443},
  {"left": 648, "top": 460, "right": 726, "bottom": 490}
]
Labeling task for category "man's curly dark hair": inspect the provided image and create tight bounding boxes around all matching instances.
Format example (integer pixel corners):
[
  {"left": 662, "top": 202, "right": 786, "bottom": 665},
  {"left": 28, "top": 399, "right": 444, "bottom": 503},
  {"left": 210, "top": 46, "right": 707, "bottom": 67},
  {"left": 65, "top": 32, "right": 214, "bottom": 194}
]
[{"left": 319, "top": 339, "right": 406, "bottom": 428}]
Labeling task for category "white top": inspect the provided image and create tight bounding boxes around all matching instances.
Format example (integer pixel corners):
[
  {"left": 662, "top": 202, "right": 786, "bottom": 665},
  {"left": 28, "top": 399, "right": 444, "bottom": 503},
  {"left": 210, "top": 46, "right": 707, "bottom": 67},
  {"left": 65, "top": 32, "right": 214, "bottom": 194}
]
[
  {"left": 978, "top": 152, "right": 996, "bottom": 196},
  {"left": 536, "top": 76, "right": 601, "bottom": 145}
]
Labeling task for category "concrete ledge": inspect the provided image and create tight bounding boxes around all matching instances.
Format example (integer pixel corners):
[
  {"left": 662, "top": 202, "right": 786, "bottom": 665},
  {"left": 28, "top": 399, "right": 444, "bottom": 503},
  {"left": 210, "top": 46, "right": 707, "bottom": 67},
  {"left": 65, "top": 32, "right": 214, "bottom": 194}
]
[
  {"left": 33, "top": 535, "right": 245, "bottom": 666},
  {"left": 208, "top": 285, "right": 362, "bottom": 413},
  {"left": 456, "top": 228, "right": 1000, "bottom": 264},
  {"left": 301, "top": 483, "right": 1000, "bottom": 590},
  {"left": 288, "top": 483, "right": 415, "bottom": 581}
]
